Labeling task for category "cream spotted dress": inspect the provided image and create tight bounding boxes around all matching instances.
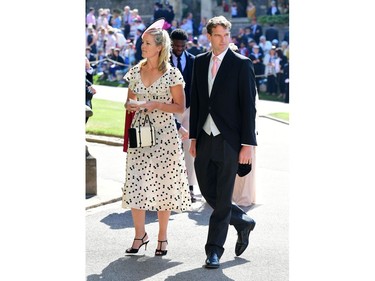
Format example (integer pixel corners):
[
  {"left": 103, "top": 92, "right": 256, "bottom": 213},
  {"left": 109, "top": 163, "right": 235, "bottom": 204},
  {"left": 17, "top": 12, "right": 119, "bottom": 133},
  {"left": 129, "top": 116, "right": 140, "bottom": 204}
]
[{"left": 122, "top": 64, "right": 191, "bottom": 212}]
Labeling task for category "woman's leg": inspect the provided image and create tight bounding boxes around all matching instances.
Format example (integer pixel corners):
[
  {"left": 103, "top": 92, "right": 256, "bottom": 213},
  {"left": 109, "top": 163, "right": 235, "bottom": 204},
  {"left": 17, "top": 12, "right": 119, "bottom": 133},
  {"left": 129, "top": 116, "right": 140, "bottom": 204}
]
[
  {"left": 129, "top": 208, "right": 148, "bottom": 248},
  {"left": 156, "top": 210, "right": 171, "bottom": 251}
]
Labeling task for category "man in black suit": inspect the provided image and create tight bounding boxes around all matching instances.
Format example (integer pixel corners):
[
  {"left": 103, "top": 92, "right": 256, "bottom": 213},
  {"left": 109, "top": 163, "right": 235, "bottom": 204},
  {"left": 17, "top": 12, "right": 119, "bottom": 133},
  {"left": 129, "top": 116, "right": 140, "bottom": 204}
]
[
  {"left": 153, "top": 2, "right": 165, "bottom": 21},
  {"left": 249, "top": 17, "right": 263, "bottom": 44},
  {"left": 187, "top": 37, "right": 204, "bottom": 56},
  {"left": 265, "top": 23, "right": 279, "bottom": 42},
  {"left": 189, "top": 16, "right": 257, "bottom": 269},
  {"left": 169, "top": 29, "right": 197, "bottom": 202}
]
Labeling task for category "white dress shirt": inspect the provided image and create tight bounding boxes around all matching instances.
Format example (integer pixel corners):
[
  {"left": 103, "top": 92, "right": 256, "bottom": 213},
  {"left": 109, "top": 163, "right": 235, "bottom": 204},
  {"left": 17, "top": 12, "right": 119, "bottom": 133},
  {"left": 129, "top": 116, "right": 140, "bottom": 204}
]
[{"left": 172, "top": 52, "right": 186, "bottom": 72}]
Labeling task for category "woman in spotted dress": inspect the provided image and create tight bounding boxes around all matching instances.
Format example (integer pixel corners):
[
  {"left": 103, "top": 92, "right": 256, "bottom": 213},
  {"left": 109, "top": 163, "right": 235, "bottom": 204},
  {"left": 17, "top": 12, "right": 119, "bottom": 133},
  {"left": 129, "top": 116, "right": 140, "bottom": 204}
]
[{"left": 123, "top": 19, "right": 191, "bottom": 256}]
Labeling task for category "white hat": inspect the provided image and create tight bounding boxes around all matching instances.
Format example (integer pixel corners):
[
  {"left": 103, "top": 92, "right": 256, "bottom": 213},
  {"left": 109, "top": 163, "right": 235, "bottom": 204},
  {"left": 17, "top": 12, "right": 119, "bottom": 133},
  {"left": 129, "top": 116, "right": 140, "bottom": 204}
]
[{"left": 142, "top": 18, "right": 165, "bottom": 39}]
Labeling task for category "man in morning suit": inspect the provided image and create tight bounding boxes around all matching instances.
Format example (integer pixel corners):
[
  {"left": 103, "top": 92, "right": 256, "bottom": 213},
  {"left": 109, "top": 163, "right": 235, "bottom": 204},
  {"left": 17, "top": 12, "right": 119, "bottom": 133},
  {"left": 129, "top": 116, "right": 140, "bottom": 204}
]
[
  {"left": 189, "top": 16, "right": 257, "bottom": 269},
  {"left": 169, "top": 28, "right": 198, "bottom": 203}
]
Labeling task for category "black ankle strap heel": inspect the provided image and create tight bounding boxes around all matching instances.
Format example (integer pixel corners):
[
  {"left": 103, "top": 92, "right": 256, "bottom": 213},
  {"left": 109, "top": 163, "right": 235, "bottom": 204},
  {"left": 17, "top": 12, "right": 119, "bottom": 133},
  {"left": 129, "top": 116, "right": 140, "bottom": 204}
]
[
  {"left": 155, "top": 240, "right": 168, "bottom": 256},
  {"left": 125, "top": 233, "right": 149, "bottom": 254}
]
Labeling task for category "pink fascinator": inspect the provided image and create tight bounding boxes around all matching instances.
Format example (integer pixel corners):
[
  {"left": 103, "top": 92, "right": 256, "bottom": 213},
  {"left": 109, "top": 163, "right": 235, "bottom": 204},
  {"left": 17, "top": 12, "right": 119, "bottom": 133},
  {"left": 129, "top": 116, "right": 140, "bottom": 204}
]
[{"left": 141, "top": 18, "right": 165, "bottom": 39}]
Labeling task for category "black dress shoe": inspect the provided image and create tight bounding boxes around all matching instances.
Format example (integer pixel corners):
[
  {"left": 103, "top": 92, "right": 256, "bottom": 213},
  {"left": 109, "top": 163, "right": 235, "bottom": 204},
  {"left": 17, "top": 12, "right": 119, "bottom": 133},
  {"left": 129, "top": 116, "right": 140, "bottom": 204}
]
[
  {"left": 235, "top": 221, "right": 256, "bottom": 256},
  {"left": 205, "top": 252, "right": 220, "bottom": 269}
]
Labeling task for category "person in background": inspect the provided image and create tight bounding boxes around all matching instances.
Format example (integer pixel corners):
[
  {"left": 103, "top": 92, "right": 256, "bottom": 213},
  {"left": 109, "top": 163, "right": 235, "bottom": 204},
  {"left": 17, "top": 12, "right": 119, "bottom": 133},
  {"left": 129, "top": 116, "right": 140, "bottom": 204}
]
[
  {"left": 110, "top": 9, "right": 122, "bottom": 29},
  {"left": 272, "top": 38, "right": 279, "bottom": 48},
  {"left": 197, "top": 16, "right": 208, "bottom": 35},
  {"left": 122, "top": 18, "right": 191, "bottom": 257},
  {"left": 265, "top": 23, "right": 279, "bottom": 42},
  {"left": 169, "top": 28, "right": 197, "bottom": 203},
  {"left": 153, "top": 2, "right": 165, "bottom": 21},
  {"left": 165, "top": 4, "right": 175, "bottom": 26},
  {"left": 86, "top": 57, "right": 96, "bottom": 123},
  {"left": 236, "top": 27, "right": 248, "bottom": 47},
  {"left": 96, "top": 8, "right": 109, "bottom": 31},
  {"left": 198, "top": 27, "right": 210, "bottom": 51},
  {"left": 129, "top": 16, "right": 146, "bottom": 42},
  {"left": 222, "top": 0, "right": 230, "bottom": 12},
  {"left": 259, "top": 35, "right": 271, "bottom": 56},
  {"left": 95, "top": 48, "right": 106, "bottom": 75},
  {"left": 275, "top": 47, "right": 287, "bottom": 100},
  {"left": 86, "top": 7, "right": 96, "bottom": 29},
  {"left": 96, "top": 27, "right": 107, "bottom": 54},
  {"left": 86, "top": 46, "right": 96, "bottom": 64},
  {"left": 134, "top": 28, "right": 144, "bottom": 64},
  {"left": 189, "top": 15, "right": 257, "bottom": 269},
  {"left": 283, "top": 60, "right": 289, "bottom": 103},
  {"left": 243, "top": 27, "right": 255, "bottom": 45},
  {"left": 231, "top": 1, "right": 238, "bottom": 18},
  {"left": 180, "top": 12, "right": 195, "bottom": 36},
  {"left": 123, "top": 42, "right": 136, "bottom": 73},
  {"left": 246, "top": 1, "right": 256, "bottom": 20},
  {"left": 249, "top": 17, "right": 263, "bottom": 44},
  {"left": 108, "top": 47, "right": 126, "bottom": 81},
  {"left": 267, "top": 0, "right": 281, "bottom": 15},
  {"left": 249, "top": 44, "right": 264, "bottom": 93},
  {"left": 264, "top": 46, "right": 278, "bottom": 96},
  {"left": 187, "top": 37, "right": 204, "bottom": 56},
  {"left": 122, "top": 6, "right": 132, "bottom": 39},
  {"left": 105, "top": 27, "right": 118, "bottom": 55},
  {"left": 281, "top": 40, "right": 289, "bottom": 60},
  {"left": 283, "top": 30, "right": 289, "bottom": 44},
  {"left": 238, "top": 41, "right": 249, "bottom": 57},
  {"left": 86, "top": 26, "right": 97, "bottom": 55}
]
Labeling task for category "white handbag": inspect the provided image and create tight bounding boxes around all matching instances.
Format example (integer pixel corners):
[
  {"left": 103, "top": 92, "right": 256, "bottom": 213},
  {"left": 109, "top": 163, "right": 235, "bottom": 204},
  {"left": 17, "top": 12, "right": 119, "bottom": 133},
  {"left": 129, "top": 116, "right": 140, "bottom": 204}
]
[{"left": 128, "top": 112, "right": 156, "bottom": 148}]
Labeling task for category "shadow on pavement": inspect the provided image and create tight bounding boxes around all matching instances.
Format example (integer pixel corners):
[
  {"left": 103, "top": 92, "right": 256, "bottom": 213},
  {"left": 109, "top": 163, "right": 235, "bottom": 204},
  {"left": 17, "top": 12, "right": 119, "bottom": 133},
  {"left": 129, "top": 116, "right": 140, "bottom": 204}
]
[
  {"left": 164, "top": 257, "right": 250, "bottom": 281},
  {"left": 186, "top": 201, "right": 262, "bottom": 226},
  {"left": 187, "top": 201, "right": 212, "bottom": 226},
  {"left": 87, "top": 255, "right": 250, "bottom": 281},
  {"left": 100, "top": 210, "right": 159, "bottom": 229},
  {"left": 100, "top": 207, "right": 203, "bottom": 230},
  {"left": 87, "top": 255, "right": 181, "bottom": 281}
]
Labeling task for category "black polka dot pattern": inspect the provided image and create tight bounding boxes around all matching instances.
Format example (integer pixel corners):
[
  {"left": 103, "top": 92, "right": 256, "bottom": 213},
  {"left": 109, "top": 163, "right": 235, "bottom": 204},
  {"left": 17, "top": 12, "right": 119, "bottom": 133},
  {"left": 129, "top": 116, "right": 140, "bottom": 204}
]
[{"left": 122, "top": 65, "right": 191, "bottom": 212}]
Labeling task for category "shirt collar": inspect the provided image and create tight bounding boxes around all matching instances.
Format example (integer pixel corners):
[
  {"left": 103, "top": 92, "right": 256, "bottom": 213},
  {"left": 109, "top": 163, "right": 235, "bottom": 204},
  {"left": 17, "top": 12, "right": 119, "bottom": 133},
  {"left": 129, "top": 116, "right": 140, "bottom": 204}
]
[
  {"left": 173, "top": 52, "right": 184, "bottom": 59},
  {"left": 212, "top": 48, "right": 228, "bottom": 61}
]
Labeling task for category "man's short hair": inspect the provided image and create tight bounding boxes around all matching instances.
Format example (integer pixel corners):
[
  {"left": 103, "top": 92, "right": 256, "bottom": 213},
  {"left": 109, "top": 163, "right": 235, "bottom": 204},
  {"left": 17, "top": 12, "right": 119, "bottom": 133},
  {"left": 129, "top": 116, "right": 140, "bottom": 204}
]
[
  {"left": 206, "top": 16, "right": 231, "bottom": 35},
  {"left": 170, "top": 29, "right": 188, "bottom": 41}
]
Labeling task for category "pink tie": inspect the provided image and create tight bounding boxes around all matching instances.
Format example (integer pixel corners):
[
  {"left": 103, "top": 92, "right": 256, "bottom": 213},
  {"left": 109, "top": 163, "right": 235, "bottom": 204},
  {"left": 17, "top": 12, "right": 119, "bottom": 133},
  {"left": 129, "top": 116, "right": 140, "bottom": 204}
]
[{"left": 211, "top": 56, "right": 218, "bottom": 78}]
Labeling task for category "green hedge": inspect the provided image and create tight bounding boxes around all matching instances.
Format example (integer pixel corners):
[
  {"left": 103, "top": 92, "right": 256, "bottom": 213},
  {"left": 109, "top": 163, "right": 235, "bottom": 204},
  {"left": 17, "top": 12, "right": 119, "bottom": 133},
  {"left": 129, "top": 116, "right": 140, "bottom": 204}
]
[
  {"left": 258, "top": 14, "right": 289, "bottom": 25},
  {"left": 93, "top": 74, "right": 128, "bottom": 87}
]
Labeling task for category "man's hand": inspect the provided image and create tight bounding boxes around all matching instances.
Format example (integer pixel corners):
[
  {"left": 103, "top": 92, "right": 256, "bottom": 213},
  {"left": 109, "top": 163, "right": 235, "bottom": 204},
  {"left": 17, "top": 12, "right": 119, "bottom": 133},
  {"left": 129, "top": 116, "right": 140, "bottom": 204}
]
[
  {"left": 189, "top": 139, "right": 196, "bottom": 157},
  {"left": 238, "top": 145, "right": 252, "bottom": 164}
]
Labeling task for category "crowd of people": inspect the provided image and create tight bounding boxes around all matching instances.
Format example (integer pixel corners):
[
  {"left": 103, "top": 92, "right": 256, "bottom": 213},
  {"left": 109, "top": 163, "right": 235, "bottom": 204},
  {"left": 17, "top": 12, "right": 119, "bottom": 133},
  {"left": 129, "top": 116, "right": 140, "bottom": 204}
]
[{"left": 85, "top": 2, "right": 289, "bottom": 102}]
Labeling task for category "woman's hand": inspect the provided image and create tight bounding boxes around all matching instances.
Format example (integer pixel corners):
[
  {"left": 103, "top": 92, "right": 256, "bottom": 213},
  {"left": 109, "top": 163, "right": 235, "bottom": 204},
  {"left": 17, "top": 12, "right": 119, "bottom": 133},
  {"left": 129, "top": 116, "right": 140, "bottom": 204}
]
[
  {"left": 124, "top": 100, "right": 142, "bottom": 113},
  {"left": 178, "top": 126, "right": 189, "bottom": 141},
  {"left": 141, "top": 101, "right": 160, "bottom": 112}
]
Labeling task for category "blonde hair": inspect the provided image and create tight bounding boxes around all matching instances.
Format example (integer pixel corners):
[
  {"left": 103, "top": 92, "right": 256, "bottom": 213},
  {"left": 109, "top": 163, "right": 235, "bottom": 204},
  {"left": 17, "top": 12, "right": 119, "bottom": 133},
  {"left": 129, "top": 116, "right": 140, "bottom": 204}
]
[{"left": 140, "top": 28, "right": 171, "bottom": 73}]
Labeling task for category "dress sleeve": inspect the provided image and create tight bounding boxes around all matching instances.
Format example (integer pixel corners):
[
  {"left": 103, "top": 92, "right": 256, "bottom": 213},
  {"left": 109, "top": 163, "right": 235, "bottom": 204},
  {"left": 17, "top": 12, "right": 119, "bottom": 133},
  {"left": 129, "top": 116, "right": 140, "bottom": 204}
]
[
  {"left": 123, "top": 65, "right": 138, "bottom": 90},
  {"left": 169, "top": 67, "right": 186, "bottom": 88}
]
